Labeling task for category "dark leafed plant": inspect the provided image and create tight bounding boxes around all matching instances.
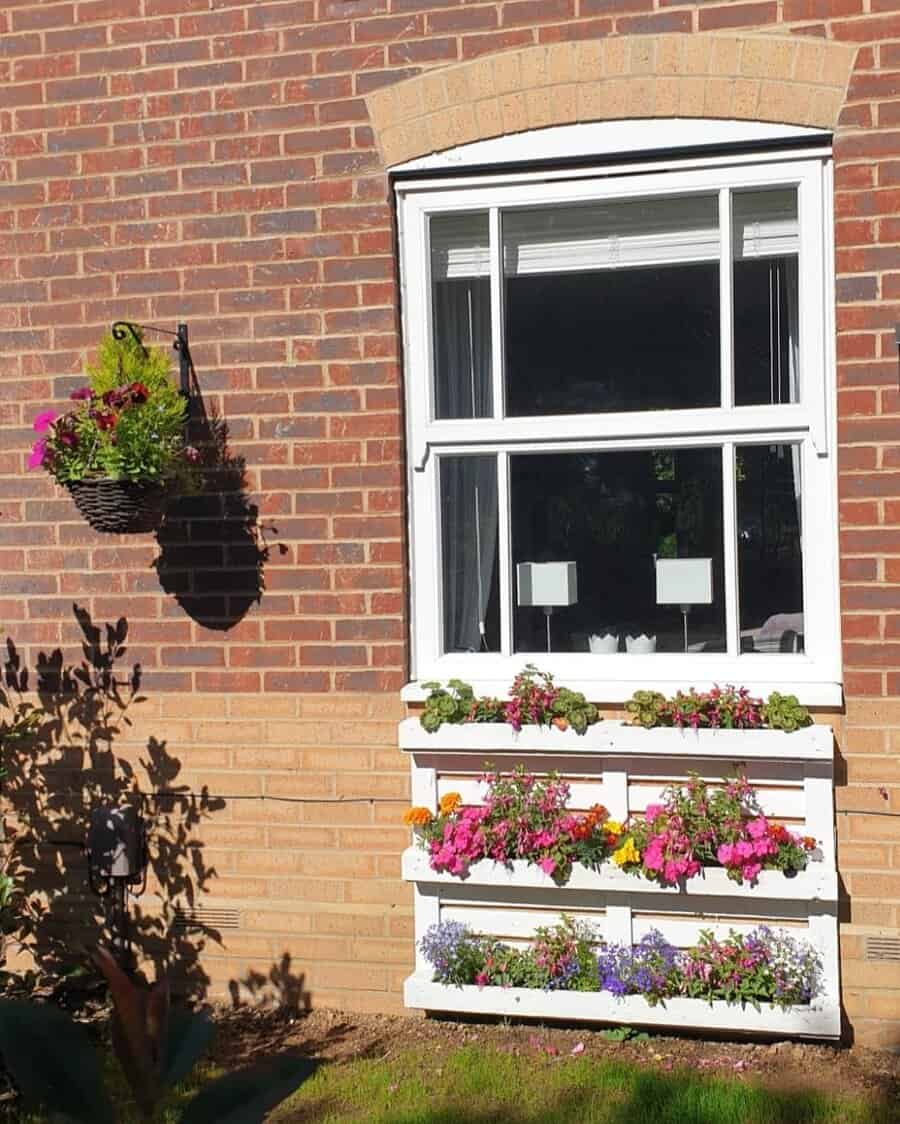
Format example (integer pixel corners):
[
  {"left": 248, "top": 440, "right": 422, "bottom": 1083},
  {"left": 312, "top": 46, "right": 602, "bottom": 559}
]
[{"left": 0, "top": 947, "right": 316, "bottom": 1122}]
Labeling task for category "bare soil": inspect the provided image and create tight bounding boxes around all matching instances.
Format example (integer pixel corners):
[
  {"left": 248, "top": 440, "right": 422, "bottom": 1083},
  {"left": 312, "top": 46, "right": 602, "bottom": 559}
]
[{"left": 210, "top": 1004, "right": 900, "bottom": 1104}]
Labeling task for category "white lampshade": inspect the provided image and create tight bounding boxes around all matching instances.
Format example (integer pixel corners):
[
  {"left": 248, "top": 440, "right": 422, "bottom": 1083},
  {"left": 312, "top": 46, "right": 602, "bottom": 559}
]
[
  {"left": 517, "top": 561, "right": 578, "bottom": 607},
  {"left": 656, "top": 558, "right": 713, "bottom": 605}
]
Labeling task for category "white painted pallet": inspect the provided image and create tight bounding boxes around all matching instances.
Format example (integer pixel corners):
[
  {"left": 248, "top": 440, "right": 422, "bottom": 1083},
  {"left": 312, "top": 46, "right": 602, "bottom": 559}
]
[
  {"left": 403, "top": 849, "right": 839, "bottom": 903},
  {"left": 400, "top": 717, "right": 840, "bottom": 1039},
  {"left": 404, "top": 974, "right": 841, "bottom": 1039}
]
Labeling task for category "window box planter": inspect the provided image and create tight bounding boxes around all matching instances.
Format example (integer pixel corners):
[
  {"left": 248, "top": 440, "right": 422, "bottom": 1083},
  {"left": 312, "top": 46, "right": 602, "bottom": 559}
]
[
  {"left": 403, "top": 976, "right": 840, "bottom": 1039},
  {"left": 399, "top": 717, "right": 833, "bottom": 761},
  {"left": 400, "top": 715, "right": 840, "bottom": 1039},
  {"left": 402, "top": 848, "right": 838, "bottom": 903}
]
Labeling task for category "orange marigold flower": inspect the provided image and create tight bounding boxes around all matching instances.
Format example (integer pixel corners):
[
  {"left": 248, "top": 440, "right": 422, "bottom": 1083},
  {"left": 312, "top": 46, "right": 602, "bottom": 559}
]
[
  {"left": 439, "top": 792, "right": 462, "bottom": 816},
  {"left": 403, "top": 806, "right": 433, "bottom": 827},
  {"left": 801, "top": 835, "right": 816, "bottom": 850}
]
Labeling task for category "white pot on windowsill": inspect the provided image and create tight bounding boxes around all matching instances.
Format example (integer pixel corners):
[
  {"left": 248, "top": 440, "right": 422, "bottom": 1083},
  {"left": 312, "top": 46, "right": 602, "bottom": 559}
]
[
  {"left": 625, "top": 634, "right": 657, "bottom": 653},
  {"left": 589, "top": 632, "right": 619, "bottom": 654}
]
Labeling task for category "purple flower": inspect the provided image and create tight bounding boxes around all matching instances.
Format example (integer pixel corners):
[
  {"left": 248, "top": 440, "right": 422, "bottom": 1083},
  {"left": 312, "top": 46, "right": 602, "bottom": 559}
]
[
  {"left": 69, "top": 386, "right": 93, "bottom": 401},
  {"left": 32, "top": 410, "right": 57, "bottom": 434}
]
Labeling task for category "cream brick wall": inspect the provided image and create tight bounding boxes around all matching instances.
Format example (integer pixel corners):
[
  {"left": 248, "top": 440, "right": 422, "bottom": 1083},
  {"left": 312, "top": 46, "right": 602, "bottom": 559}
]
[{"left": 365, "top": 33, "right": 858, "bottom": 167}]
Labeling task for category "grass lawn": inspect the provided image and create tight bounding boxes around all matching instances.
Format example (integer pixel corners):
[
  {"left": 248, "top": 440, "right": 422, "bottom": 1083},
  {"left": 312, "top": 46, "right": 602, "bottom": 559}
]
[
  {"left": 268, "top": 1044, "right": 895, "bottom": 1124},
  {"left": 9, "top": 1023, "right": 898, "bottom": 1124}
]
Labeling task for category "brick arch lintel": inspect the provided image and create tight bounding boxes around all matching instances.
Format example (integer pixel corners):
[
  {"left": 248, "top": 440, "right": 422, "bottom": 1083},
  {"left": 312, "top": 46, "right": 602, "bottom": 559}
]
[{"left": 365, "top": 33, "right": 858, "bottom": 168}]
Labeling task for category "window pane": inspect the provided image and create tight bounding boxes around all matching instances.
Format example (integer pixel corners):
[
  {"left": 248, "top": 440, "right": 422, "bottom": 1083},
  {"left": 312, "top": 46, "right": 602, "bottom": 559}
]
[
  {"left": 733, "top": 189, "right": 799, "bottom": 406},
  {"left": 431, "top": 212, "right": 492, "bottom": 419},
  {"left": 510, "top": 448, "right": 725, "bottom": 654},
  {"left": 440, "top": 455, "right": 500, "bottom": 653},
  {"left": 503, "top": 195, "right": 720, "bottom": 416},
  {"left": 737, "top": 444, "right": 804, "bottom": 653}
]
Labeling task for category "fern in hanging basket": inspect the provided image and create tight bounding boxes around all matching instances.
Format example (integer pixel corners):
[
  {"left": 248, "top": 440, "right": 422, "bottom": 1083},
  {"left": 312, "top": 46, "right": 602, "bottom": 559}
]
[{"left": 28, "top": 330, "right": 200, "bottom": 533}]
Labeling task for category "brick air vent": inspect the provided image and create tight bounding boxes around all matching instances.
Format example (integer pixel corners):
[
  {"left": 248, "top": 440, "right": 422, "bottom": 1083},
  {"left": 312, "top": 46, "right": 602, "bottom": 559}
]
[
  {"left": 173, "top": 907, "right": 240, "bottom": 932},
  {"left": 865, "top": 937, "right": 900, "bottom": 962}
]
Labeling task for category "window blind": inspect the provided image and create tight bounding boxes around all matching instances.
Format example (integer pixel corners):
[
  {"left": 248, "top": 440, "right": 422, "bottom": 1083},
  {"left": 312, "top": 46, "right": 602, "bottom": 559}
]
[{"left": 430, "top": 190, "right": 799, "bottom": 280}]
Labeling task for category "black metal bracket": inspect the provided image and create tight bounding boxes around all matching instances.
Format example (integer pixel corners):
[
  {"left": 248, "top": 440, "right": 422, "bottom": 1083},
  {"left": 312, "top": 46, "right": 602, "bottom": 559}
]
[
  {"left": 111, "top": 320, "right": 192, "bottom": 398},
  {"left": 111, "top": 321, "right": 194, "bottom": 438}
]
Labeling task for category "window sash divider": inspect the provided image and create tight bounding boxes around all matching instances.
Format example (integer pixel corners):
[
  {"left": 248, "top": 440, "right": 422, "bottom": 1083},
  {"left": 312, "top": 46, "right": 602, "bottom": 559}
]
[
  {"left": 489, "top": 207, "right": 505, "bottom": 420},
  {"left": 497, "top": 451, "right": 513, "bottom": 657},
  {"left": 423, "top": 406, "right": 812, "bottom": 449},
  {"left": 719, "top": 187, "right": 735, "bottom": 411},
  {"left": 722, "top": 442, "right": 740, "bottom": 658}
]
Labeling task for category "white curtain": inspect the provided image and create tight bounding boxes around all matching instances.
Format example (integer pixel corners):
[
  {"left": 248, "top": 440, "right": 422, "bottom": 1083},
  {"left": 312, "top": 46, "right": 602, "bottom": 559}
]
[
  {"left": 442, "top": 453, "right": 498, "bottom": 653},
  {"left": 435, "top": 278, "right": 497, "bottom": 651}
]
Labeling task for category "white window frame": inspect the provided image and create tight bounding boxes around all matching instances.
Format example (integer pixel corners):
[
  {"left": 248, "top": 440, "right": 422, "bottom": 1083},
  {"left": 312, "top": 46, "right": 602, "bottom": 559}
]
[{"left": 396, "top": 139, "right": 841, "bottom": 706}]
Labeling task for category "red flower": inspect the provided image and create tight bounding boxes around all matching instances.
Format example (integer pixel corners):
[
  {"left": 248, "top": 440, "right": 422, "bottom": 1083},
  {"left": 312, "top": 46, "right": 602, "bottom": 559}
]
[
  {"left": 95, "top": 411, "right": 117, "bottom": 431},
  {"left": 128, "top": 381, "right": 149, "bottom": 403}
]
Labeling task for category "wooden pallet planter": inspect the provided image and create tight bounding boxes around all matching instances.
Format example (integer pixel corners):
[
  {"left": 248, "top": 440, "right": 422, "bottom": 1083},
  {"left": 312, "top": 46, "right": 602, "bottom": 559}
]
[{"left": 400, "top": 717, "right": 840, "bottom": 1039}]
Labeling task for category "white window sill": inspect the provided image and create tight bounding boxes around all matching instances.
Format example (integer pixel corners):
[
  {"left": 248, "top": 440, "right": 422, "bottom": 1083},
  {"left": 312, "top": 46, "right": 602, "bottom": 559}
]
[{"left": 401, "top": 677, "right": 843, "bottom": 708}]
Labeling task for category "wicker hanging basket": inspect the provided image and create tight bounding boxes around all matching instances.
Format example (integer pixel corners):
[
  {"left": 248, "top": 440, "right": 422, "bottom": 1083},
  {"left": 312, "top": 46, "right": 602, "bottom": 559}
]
[{"left": 65, "top": 478, "right": 168, "bottom": 534}]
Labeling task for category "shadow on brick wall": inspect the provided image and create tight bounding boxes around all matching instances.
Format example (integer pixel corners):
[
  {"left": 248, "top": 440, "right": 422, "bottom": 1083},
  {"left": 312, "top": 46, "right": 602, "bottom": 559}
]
[
  {"left": 1, "top": 605, "right": 223, "bottom": 1000},
  {"left": 228, "top": 951, "right": 311, "bottom": 1014},
  {"left": 154, "top": 370, "right": 277, "bottom": 632}
]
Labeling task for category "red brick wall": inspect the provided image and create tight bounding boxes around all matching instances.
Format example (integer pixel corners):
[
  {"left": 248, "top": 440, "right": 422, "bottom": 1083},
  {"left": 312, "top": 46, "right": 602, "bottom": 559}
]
[
  {"left": 1, "top": 1, "right": 900, "bottom": 1039},
  {"left": 0, "top": 2, "right": 895, "bottom": 695}
]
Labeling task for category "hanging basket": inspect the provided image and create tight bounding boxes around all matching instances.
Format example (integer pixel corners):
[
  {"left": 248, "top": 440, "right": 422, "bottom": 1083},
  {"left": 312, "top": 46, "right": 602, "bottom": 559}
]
[{"left": 65, "top": 478, "right": 168, "bottom": 534}]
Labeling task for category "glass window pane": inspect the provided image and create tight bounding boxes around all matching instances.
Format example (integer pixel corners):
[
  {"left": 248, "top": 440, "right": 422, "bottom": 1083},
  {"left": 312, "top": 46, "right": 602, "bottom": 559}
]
[
  {"left": 737, "top": 444, "right": 804, "bottom": 653},
  {"left": 733, "top": 189, "right": 799, "bottom": 406},
  {"left": 440, "top": 455, "right": 500, "bottom": 653},
  {"left": 510, "top": 448, "right": 725, "bottom": 654},
  {"left": 431, "top": 212, "right": 492, "bottom": 419},
  {"left": 503, "top": 195, "right": 720, "bottom": 416}
]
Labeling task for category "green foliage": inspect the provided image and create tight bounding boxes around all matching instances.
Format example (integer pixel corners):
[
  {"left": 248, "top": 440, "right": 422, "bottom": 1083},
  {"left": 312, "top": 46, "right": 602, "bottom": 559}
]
[
  {"left": 623, "top": 691, "right": 668, "bottom": 729},
  {"left": 419, "top": 668, "right": 599, "bottom": 735},
  {"left": 0, "top": 948, "right": 314, "bottom": 1123},
  {"left": 0, "top": 998, "right": 117, "bottom": 1124},
  {"left": 551, "top": 688, "right": 599, "bottom": 735},
  {"left": 601, "top": 1026, "right": 650, "bottom": 1043},
  {"left": 761, "top": 692, "right": 812, "bottom": 733},
  {"left": 420, "top": 679, "right": 476, "bottom": 733},
  {"left": 625, "top": 688, "right": 814, "bottom": 733},
  {"left": 39, "top": 331, "right": 195, "bottom": 487}
]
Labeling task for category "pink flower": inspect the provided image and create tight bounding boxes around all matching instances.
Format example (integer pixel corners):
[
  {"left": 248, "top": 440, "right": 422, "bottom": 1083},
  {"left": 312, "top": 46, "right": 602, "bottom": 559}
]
[
  {"left": 69, "top": 386, "right": 93, "bottom": 401},
  {"left": 746, "top": 817, "right": 769, "bottom": 840},
  {"left": 27, "top": 438, "right": 47, "bottom": 470},
  {"left": 740, "top": 861, "right": 762, "bottom": 882},
  {"left": 32, "top": 410, "right": 57, "bottom": 434},
  {"left": 538, "top": 857, "right": 556, "bottom": 876},
  {"left": 644, "top": 803, "right": 664, "bottom": 822},
  {"left": 643, "top": 837, "right": 665, "bottom": 871},
  {"left": 735, "top": 840, "right": 755, "bottom": 861}
]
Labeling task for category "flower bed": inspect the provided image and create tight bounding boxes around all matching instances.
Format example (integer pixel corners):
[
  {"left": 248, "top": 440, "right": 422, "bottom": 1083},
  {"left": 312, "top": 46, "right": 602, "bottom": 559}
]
[
  {"left": 420, "top": 918, "right": 822, "bottom": 1009},
  {"left": 418, "top": 670, "right": 812, "bottom": 736},
  {"left": 404, "top": 771, "right": 818, "bottom": 889}
]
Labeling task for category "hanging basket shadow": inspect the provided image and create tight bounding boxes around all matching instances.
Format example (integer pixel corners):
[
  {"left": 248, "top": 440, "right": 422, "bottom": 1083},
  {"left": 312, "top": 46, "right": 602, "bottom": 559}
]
[{"left": 65, "top": 478, "right": 168, "bottom": 534}]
